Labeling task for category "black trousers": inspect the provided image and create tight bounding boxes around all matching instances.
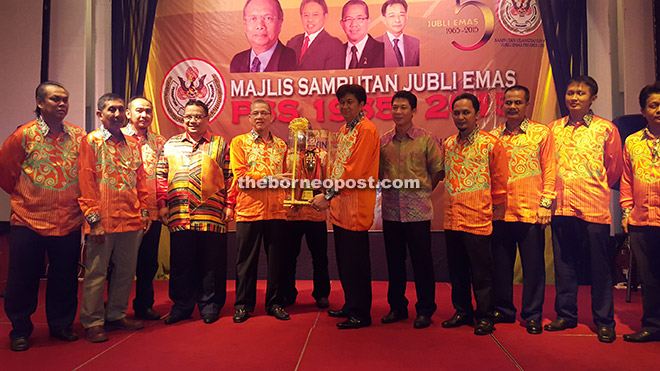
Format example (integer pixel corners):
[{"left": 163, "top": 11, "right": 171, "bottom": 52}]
[
  {"left": 168, "top": 230, "right": 227, "bottom": 317},
  {"left": 281, "top": 220, "right": 330, "bottom": 302},
  {"left": 133, "top": 221, "right": 161, "bottom": 312},
  {"left": 629, "top": 225, "right": 660, "bottom": 333},
  {"left": 492, "top": 221, "right": 545, "bottom": 322},
  {"left": 382, "top": 220, "right": 436, "bottom": 317},
  {"left": 234, "top": 220, "right": 286, "bottom": 312},
  {"left": 551, "top": 216, "right": 614, "bottom": 327},
  {"left": 333, "top": 224, "right": 372, "bottom": 323},
  {"left": 4, "top": 226, "right": 81, "bottom": 338},
  {"left": 445, "top": 230, "right": 493, "bottom": 320}
]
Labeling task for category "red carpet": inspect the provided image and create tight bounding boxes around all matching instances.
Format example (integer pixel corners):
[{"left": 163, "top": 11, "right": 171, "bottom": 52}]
[{"left": 1, "top": 281, "right": 659, "bottom": 370}]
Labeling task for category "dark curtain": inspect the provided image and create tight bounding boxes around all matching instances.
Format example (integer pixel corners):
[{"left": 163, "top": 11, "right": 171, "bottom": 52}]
[
  {"left": 539, "top": 0, "right": 588, "bottom": 117},
  {"left": 112, "top": 0, "right": 159, "bottom": 100}
]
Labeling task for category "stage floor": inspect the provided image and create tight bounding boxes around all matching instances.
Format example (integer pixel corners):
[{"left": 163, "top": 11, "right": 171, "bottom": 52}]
[{"left": 1, "top": 280, "right": 659, "bottom": 370}]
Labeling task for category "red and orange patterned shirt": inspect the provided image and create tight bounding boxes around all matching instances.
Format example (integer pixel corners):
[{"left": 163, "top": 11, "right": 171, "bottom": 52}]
[
  {"left": 550, "top": 112, "right": 623, "bottom": 224},
  {"left": 78, "top": 126, "right": 149, "bottom": 234},
  {"left": 491, "top": 119, "right": 556, "bottom": 223},
  {"left": 157, "top": 131, "right": 232, "bottom": 233},
  {"left": 620, "top": 128, "right": 660, "bottom": 227},
  {"left": 0, "top": 118, "right": 86, "bottom": 236},
  {"left": 230, "top": 130, "right": 288, "bottom": 222},
  {"left": 379, "top": 126, "right": 444, "bottom": 222},
  {"left": 443, "top": 128, "right": 508, "bottom": 235},
  {"left": 122, "top": 125, "right": 166, "bottom": 221},
  {"left": 329, "top": 112, "right": 379, "bottom": 231}
]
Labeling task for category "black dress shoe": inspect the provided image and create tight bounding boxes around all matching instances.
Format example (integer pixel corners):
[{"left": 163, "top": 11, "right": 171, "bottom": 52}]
[
  {"left": 135, "top": 308, "right": 161, "bottom": 321},
  {"left": 202, "top": 313, "right": 220, "bottom": 324},
  {"left": 414, "top": 315, "right": 432, "bottom": 329},
  {"left": 9, "top": 336, "right": 29, "bottom": 351},
  {"left": 441, "top": 312, "right": 474, "bottom": 328},
  {"left": 474, "top": 319, "right": 495, "bottom": 335},
  {"left": 328, "top": 309, "right": 349, "bottom": 318},
  {"left": 315, "top": 297, "right": 329, "bottom": 309},
  {"left": 164, "top": 314, "right": 188, "bottom": 325},
  {"left": 381, "top": 311, "right": 409, "bottom": 324},
  {"left": 526, "top": 320, "right": 543, "bottom": 335},
  {"left": 544, "top": 318, "right": 577, "bottom": 332},
  {"left": 492, "top": 310, "right": 515, "bottom": 324},
  {"left": 50, "top": 328, "right": 79, "bottom": 341},
  {"left": 337, "top": 317, "right": 370, "bottom": 329},
  {"left": 597, "top": 326, "right": 616, "bottom": 343},
  {"left": 233, "top": 308, "right": 250, "bottom": 323},
  {"left": 267, "top": 306, "right": 290, "bottom": 321},
  {"left": 623, "top": 330, "right": 660, "bottom": 343}
]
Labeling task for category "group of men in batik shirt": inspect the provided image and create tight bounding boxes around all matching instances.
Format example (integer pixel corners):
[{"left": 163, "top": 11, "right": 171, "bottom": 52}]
[{"left": 4, "top": 76, "right": 660, "bottom": 351}]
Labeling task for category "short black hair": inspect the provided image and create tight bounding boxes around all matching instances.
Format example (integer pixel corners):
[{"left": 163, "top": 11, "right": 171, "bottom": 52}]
[
  {"left": 381, "top": 0, "right": 407, "bottom": 16},
  {"left": 336, "top": 84, "right": 367, "bottom": 104},
  {"left": 503, "top": 85, "right": 530, "bottom": 103},
  {"left": 35, "top": 81, "right": 68, "bottom": 116},
  {"left": 250, "top": 99, "right": 272, "bottom": 113},
  {"left": 391, "top": 90, "right": 417, "bottom": 109},
  {"left": 127, "top": 96, "right": 153, "bottom": 110},
  {"left": 452, "top": 93, "right": 480, "bottom": 113},
  {"left": 638, "top": 82, "right": 660, "bottom": 110},
  {"left": 185, "top": 99, "right": 209, "bottom": 116},
  {"left": 300, "top": 0, "right": 328, "bottom": 14},
  {"left": 244, "top": 0, "right": 284, "bottom": 19},
  {"left": 342, "top": 0, "right": 369, "bottom": 19},
  {"left": 97, "top": 93, "right": 124, "bottom": 111},
  {"left": 567, "top": 75, "right": 598, "bottom": 96}
]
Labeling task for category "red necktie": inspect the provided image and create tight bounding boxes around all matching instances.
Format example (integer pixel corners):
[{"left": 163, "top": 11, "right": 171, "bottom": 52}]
[{"left": 299, "top": 36, "right": 310, "bottom": 63}]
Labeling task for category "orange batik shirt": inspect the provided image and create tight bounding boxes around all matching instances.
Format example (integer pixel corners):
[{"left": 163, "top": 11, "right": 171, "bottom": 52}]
[
  {"left": 230, "top": 130, "right": 288, "bottom": 222},
  {"left": 550, "top": 112, "right": 623, "bottom": 224},
  {"left": 0, "top": 118, "right": 86, "bottom": 236},
  {"left": 620, "top": 128, "right": 660, "bottom": 227},
  {"left": 443, "top": 128, "right": 508, "bottom": 235},
  {"left": 78, "top": 126, "right": 149, "bottom": 234},
  {"left": 329, "top": 112, "right": 379, "bottom": 232},
  {"left": 491, "top": 119, "right": 556, "bottom": 223},
  {"left": 122, "top": 126, "right": 166, "bottom": 221}
]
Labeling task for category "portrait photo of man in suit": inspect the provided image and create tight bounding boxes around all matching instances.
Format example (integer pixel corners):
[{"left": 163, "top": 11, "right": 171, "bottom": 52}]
[
  {"left": 286, "top": 0, "right": 345, "bottom": 71},
  {"left": 376, "top": 0, "right": 419, "bottom": 67},
  {"left": 340, "top": 0, "right": 384, "bottom": 69},
  {"left": 230, "top": 0, "right": 297, "bottom": 73}
]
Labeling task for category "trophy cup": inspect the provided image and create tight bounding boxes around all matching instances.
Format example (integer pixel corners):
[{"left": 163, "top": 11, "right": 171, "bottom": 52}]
[{"left": 284, "top": 117, "right": 329, "bottom": 207}]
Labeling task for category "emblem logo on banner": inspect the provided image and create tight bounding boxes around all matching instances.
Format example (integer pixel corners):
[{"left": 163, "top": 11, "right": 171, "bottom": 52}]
[
  {"left": 161, "top": 58, "right": 226, "bottom": 127},
  {"left": 497, "top": 0, "right": 542, "bottom": 36}
]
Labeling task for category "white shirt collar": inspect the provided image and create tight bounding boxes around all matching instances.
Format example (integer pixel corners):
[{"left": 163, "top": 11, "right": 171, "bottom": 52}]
[{"left": 250, "top": 41, "right": 278, "bottom": 73}]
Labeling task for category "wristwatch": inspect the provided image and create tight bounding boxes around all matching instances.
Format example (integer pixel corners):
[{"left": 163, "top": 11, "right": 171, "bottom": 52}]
[{"left": 324, "top": 188, "right": 338, "bottom": 201}]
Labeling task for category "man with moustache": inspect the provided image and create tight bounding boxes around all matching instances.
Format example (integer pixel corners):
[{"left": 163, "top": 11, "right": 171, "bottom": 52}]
[
  {"left": 546, "top": 76, "right": 622, "bottom": 343},
  {"left": 230, "top": 99, "right": 291, "bottom": 322},
  {"left": 78, "top": 94, "right": 150, "bottom": 343},
  {"left": 1, "top": 81, "right": 86, "bottom": 351},
  {"left": 441, "top": 93, "right": 508, "bottom": 336},
  {"left": 231, "top": 0, "right": 297, "bottom": 73},
  {"left": 620, "top": 82, "right": 660, "bottom": 343},
  {"left": 121, "top": 97, "right": 166, "bottom": 321},
  {"left": 311, "top": 84, "right": 380, "bottom": 329},
  {"left": 489, "top": 85, "right": 555, "bottom": 335},
  {"left": 158, "top": 100, "right": 232, "bottom": 325},
  {"left": 376, "top": 0, "right": 419, "bottom": 67},
  {"left": 379, "top": 90, "right": 442, "bottom": 328},
  {"left": 286, "top": 0, "right": 344, "bottom": 71},
  {"left": 340, "top": 0, "right": 384, "bottom": 69}
]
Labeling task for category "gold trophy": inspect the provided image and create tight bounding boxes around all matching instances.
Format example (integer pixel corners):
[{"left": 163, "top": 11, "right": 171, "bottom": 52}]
[{"left": 284, "top": 117, "right": 326, "bottom": 207}]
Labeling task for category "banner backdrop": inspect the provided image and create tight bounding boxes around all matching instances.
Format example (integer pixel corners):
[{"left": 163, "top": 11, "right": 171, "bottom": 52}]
[{"left": 144, "top": 0, "right": 557, "bottom": 230}]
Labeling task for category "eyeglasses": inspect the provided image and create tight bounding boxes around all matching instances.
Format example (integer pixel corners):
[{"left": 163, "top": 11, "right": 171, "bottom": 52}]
[
  {"left": 244, "top": 15, "right": 279, "bottom": 24},
  {"left": 341, "top": 16, "right": 368, "bottom": 24},
  {"left": 250, "top": 111, "right": 271, "bottom": 117},
  {"left": 183, "top": 115, "right": 207, "bottom": 121}
]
